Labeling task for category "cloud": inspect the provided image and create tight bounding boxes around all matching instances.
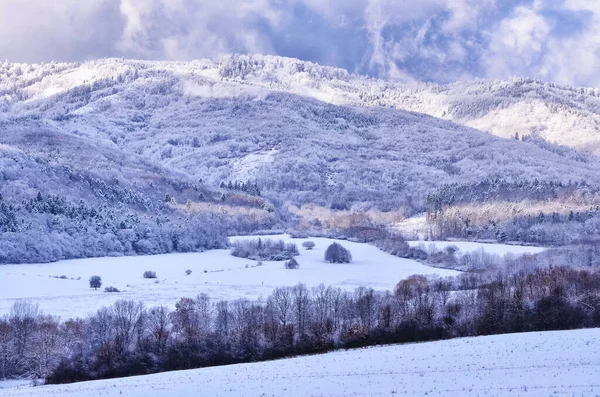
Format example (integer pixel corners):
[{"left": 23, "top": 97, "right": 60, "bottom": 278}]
[
  {"left": 1, "top": 0, "right": 600, "bottom": 87},
  {"left": 484, "top": 6, "right": 552, "bottom": 80},
  {"left": 115, "top": 0, "right": 283, "bottom": 60},
  {"left": 0, "top": 0, "right": 124, "bottom": 62},
  {"left": 483, "top": 0, "right": 600, "bottom": 86}
]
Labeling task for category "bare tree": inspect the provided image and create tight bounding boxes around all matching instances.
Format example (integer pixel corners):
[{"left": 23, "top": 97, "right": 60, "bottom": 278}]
[
  {"left": 110, "top": 300, "right": 145, "bottom": 355},
  {"left": 146, "top": 306, "right": 171, "bottom": 355},
  {"left": 30, "top": 315, "right": 60, "bottom": 378},
  {"left": 170, "top": 298, "right": 200, "bottom": 344},
  {"left": 195, "top": 293, "right": 213, "bottom": 335},
  {"left": 0, "top": 316, "right": 17, "bottom": 380},
  {"left": 270, "top": 287, "right": 293, "bottom": 327},
  {"left": 292, "top": 284, "right": 311, "bottom": 337},
  {"left": 214, "top": 300, "right": 231, "bottom": 339}
]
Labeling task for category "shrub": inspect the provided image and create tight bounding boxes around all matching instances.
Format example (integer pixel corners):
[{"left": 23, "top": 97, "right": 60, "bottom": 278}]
[
  {"left": 285, "top": 258, "right": 300, "bottom": 269},
  {"left": 302, "top": 241, "right": 316, "bottom": 250},
  {"left": 104, "top": 286, "right": 120, "bottom": 293},
  {"left": 231, "top": 238, "right": 299, "bottom": 261},
  {"left": 374, "top": 235, "right": 410, "bottom": 257},
  {"left": 143, "top": 271, "right": 157, "bottom": 279},
  {"left": 185, "top": 269, "right": 192, "bottom": 275},
  {"left": 89, "top": 275, "right": 102, "bottom": 290},
  {"left": 324, "top": 242, "right": 352, "bottom": 263}
]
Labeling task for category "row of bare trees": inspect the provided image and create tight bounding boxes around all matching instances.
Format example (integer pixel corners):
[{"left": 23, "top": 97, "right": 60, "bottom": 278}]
[{"left": 1, "top": 266, "right": 599, "bottom": 384}]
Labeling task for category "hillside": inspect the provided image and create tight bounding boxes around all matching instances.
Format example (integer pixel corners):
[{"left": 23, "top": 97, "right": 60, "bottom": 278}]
[
  {"left": 2, "top": 56, "right": 600, "bottom": 262},
  {"left": 2, "top": 58, "right": 600, "bottom": 210},
  {"left": 213, "top": 54, "right": 600, "bottom": 155},
  {"left": 3, "top": 329, "right": 599, "bottom": 396}
]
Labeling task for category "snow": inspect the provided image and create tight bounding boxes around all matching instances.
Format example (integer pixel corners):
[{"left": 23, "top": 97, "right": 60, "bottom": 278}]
[
  {"left": 0, "top": 235, "right": 458, "bottom": 318},
  {"left": 182, "top": 80, "right": 269, "bottom": 100},
  {"left": 0, "top": 381, "right": 32, "bottom": 390},
  {"left": 229, "top": 149, "right": 277, "bottom": 181},
  {"left": 393, "top": 213, "right": 428, "bottom": 239},
  {"left": 407, "top": 240, "right": 547, "bottom": 256},
  {"left": 2, "top": 328, "right": 599, "bottom": 396}
]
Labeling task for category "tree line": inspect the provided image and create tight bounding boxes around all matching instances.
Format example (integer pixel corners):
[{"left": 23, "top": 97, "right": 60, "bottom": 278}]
[
  {"left": 0, "top": 190, "right": 278, "bottom": 264},
  {"left": 1, "top": 265, "right": 599, "bottom": 384}
]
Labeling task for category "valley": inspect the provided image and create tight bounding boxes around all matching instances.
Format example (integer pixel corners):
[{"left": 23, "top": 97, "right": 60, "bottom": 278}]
[
  {"left": 1, "top": 56, "right": 600, "bottom": 394},
  {"left": 2, "top": 235, "right": 519, "bottom": 318}
]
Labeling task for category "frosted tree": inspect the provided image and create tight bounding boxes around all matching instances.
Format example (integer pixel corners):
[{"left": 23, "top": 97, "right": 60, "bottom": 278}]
[
  {"left": 324, "top": 242, "right": 352, "bottom": 263},
  {"left": 89, "top": 275, "right": 102, "bottom": 290},
  {"left": 302, "top": 241, "right": 315, "bottom": 250}
]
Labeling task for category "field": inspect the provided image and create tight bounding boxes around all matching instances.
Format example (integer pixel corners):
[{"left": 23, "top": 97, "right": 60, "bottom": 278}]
[
  {"left": 2, "top": 328, "right": 599, "bottom": 396},
  {"left": 0, "top": 236, "right": 545, "bottom": 318},
  {"left": 407, "top": 240, "right": 547, "bottom": 256}
]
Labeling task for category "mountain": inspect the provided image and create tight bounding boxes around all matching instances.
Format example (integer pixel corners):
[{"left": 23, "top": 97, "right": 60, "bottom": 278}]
[
  {"left": 213, "top": 54, "right": 600, "bottom": 155},
  {"left": 1, "top": 55, "right": 600, "bottom": 262}
]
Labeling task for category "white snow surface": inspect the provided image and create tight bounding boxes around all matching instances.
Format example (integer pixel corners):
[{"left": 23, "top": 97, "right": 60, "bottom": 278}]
[
  {"left": 407, "top": 240, "right": 547, "bottom": 256},
  {"left": 0, "top": 236, "right": 459, "bottom": 318},
  {"left": 2, "top": 328, "right": 599, "bottom": 396},
  {"left": 229, "top": 149, "right": 277, "bottom": 182}
]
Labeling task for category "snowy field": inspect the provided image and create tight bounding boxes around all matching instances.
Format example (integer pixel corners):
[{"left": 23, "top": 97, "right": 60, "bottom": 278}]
[
  {"left": 2, "top": 328, "right": 599, "bottom": 397},
  {"left": 0, "top": 235, "right": 546, "bottom": 318},
  {"left": 408, "top": 240, "right": 546, "bottom": 256},
  {"left": 0, "top": 235, "right": 461, "bottom": 318}
]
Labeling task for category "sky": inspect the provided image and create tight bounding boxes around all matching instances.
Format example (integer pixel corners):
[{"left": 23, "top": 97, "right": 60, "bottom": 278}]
[{"left": 1, "top": 0, "right": 599, "bottom": 87}]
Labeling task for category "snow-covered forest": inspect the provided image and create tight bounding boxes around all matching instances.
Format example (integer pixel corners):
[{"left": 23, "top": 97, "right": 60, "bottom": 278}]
[{"left": 3, "top": 56, "right": 600, "bottom": 262}]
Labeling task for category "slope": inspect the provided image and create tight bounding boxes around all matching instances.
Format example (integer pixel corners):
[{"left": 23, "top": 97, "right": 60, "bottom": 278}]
[
  {"left": 2, "top": 328, "right": 599, "bottom": 396},
  {"left": 2, "top": 58, "right": 600, "bottom": 215},
  {"left": 213, "top": 54, "right": 600, "bottom": 155}
]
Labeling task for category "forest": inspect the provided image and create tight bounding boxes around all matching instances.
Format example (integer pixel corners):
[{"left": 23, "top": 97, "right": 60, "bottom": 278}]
[{"left": 1, "top": 264, "right": 598, "bottom": 383}]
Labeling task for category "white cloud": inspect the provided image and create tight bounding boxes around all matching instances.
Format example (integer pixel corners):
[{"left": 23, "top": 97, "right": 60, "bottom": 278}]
[
  {"left": 483, "top": 1, "right": 600, "bottom": 86},
  {"left": 1, "top": 0, "right": 600, "bottom": 87},
  {"left": 484, "top": 6, "right": 551, "bottom": 79}
]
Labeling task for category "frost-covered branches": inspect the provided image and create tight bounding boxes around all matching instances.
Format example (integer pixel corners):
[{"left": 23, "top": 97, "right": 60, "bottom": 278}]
[{"left": 230, "top": 238, "right": 299, "bottom": 261}]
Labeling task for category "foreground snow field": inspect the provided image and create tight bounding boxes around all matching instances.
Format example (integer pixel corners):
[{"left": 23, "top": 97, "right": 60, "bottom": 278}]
[
  {"left": 0, "top": 236, "right": 547, "bottom": 318},
  {"left": 2, "top": 328, "right": 599, "bottom": 397},
  {"left": 0, "top": 236, "right": 462, "bottom": 317}
]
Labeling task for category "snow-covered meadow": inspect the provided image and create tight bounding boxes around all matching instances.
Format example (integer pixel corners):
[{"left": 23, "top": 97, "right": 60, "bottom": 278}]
[
  {"left": 407, "top": 240, "right": 546, "bottom": 257},
  {"left": 3, "top": 328, "right": 599, "bottom": 397},
  {"left": 0, "top": 235, "right": 455, "bottom": 317},
  {"left": 0, "top": 235, "right": 548, "bottom": 318}
]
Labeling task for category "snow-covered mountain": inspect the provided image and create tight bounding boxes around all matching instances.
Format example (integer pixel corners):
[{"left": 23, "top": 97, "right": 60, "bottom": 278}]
[
  {"left": 1, "top": 56, "right": 599, "bottom": 209},
  {"left": 5, "top": 55, "right": 600, "bottom": 156},
  {"left": 2, "top": 55, "right": 600, "bottom": 262},
  {"left": 212, "top": 54, "right": 600, "bottom": 155}
]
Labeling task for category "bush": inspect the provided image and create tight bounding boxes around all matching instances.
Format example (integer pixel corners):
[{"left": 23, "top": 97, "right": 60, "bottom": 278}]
[
  {"left": 324, "top": 242, "right": 352, "bottom": 263},
  {"left": 374, "top": 235, "right": 410, "bottom": 257},
  {"left": 302, "top": 241, "right": 316, "bottom": 250},
  {"left": 143, "top": 271, "right": 157, "bottom": 279},
  {"left": 104, "top": 286, "right": 120, "bottom": 293},
  {"left": 185, "top": 269, "right": 192, "bottom": 275},
  {"left": 231, "top": 238, "right": 299, "bottom": 261},
  {"left": 285, "top": 258, "right": 300, "bottom": 269},
  {"left": 89, "top": 275, "right": 102, "bottom": 290}
]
